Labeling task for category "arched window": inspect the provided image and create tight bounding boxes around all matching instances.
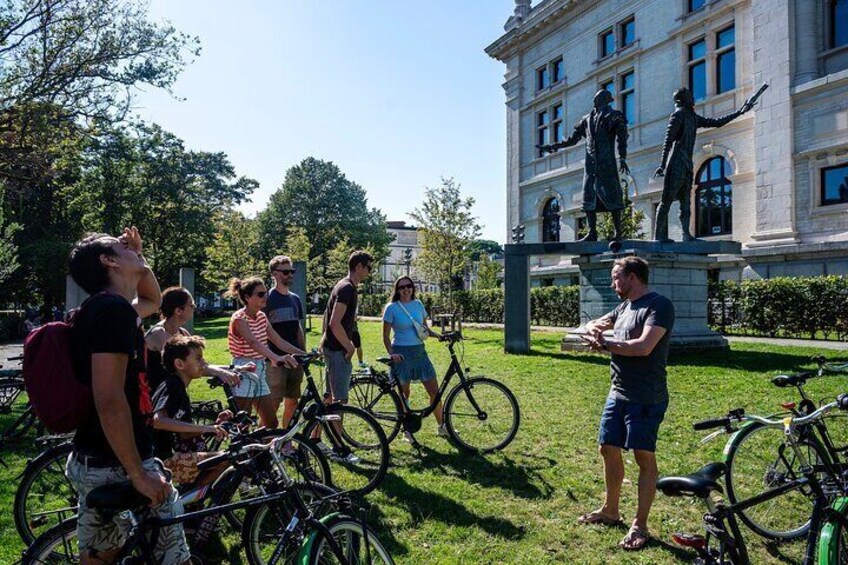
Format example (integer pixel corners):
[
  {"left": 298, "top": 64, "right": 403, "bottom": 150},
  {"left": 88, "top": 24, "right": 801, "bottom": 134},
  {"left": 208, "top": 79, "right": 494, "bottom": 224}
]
[
  {"left": 542, "top": 197, "right": 560, "bottom": 242},
  {"left": 695, "top": 157, "right": 732, "bottom": 237}
]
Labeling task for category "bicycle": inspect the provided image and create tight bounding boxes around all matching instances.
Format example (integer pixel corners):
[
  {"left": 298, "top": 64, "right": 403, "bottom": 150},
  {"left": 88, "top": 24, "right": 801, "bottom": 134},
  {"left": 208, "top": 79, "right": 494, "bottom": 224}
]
[
  {"left": 23, "top": 416, "right": 394, "bottom": 565},
  {"left": 0, "top": 357, "right": 44, "bottom": 448},
  {"left": 658, "top": 397, "right": 848, "bottom": 565},
  {"left": 348, "top": 330, "right": 520, "bottom": 453},
  {"left": 707, "top": 355, "right": 848, "bottom": 540}
]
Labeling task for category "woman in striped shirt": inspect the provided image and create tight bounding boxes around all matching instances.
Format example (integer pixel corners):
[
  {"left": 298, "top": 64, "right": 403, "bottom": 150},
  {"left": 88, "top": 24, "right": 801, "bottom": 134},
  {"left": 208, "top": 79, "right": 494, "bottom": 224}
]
[{"left": 226, "top": 277, "right": 302, "bottom": 428}]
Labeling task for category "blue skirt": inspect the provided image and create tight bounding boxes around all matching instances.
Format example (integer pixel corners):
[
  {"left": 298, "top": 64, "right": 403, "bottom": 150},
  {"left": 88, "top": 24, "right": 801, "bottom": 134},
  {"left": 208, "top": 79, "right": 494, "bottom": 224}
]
[{"left": 390, "top": 344, "right": 436, "bottom": 385}]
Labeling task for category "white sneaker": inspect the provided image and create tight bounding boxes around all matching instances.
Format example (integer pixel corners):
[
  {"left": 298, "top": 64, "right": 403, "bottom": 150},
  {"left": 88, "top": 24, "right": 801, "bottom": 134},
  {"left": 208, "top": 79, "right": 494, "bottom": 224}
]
[
  {"left": 437, "top": 423, "right": 450, "bottom": 437},
  {"left": 403, "top": 431, "right": 414, "bottom": 443},
  {"left": 332, "top": 449, "right": 361, "bottom": 464}
]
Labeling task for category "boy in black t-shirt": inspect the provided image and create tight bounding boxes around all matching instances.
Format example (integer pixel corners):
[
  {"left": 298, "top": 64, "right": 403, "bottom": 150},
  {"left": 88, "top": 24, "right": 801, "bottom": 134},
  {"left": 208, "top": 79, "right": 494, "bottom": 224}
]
[
  {"left": 152, "top": 335, "right": 231, "bottom": 486},
  {"left": 67, "top": 228, "right": 190, "bottom": 565}
]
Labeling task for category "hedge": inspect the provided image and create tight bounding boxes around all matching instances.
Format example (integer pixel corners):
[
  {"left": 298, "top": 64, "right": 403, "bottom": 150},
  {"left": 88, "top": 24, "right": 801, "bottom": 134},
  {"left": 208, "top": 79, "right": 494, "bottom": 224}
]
[
  {"left": 708, "top": 276, "right": 848, "bottom": 340},
  {"left": 354, "top": 286, "right": 580, "bottom": 327}
]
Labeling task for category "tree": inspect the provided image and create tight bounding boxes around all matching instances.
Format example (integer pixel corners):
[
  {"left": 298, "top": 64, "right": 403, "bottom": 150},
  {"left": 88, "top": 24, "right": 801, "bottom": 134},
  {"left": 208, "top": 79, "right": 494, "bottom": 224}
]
[
  {"left": 0, "top": 184, "right": 19, "bottom": 289},
  {"left": 474, "top": 255, "right": 502, "bottom": 290},
  {"left": 409, "top": 177, "right": 481, "bottom": 307},
  {"left": 578, "top": 188, "right": 646, "bottom": 241},
  {"left": 202, "top": 211, "right": 265, "bottom": 292},
  {"left": 469, "top": 239, "right": 504, "bottom": 261}
]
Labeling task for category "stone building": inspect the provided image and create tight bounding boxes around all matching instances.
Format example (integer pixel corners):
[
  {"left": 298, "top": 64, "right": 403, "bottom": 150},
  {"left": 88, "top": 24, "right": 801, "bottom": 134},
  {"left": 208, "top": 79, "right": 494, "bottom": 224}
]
[
  {"left": 379, "top": 221, "right": 439, "bottom": 292},
  {"left": 486, "top": 0, "right": 848, "bottom": 285}
]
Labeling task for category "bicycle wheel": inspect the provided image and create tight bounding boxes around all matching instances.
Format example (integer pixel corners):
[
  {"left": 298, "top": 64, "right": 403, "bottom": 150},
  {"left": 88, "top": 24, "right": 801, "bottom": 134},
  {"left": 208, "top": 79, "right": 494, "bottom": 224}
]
[
  {"left": 348, "top": 376, "right": 403, "bottom": 444},
  {"left": 192, "top": 399, "right": 225, "bottom": 451},
  {"left": 304, "top": 404, "right": 389, "bottom": 496},
  {"left": 14, "top": 441, "right": 77, "bottom": 545},
  {"left": 299, "top": 513, "right": 395, "bottom": 565},
  {"left": 725, "top": 422, "right": 832, "bottom": 540},
  {"left": 0, "top": 378, "right": 36, "bottom": 441},
  {"left": 22, "top": 516, "right": 79, "bottom": 564},
  {"left": 242, "top": 482, "right": 338, "bottom": 565},
  {"left": 443, "top": 377, "right": 520, "bottom": 454},
  {"left": 818, "top": 497, "right": 848, "bottom": 565}
]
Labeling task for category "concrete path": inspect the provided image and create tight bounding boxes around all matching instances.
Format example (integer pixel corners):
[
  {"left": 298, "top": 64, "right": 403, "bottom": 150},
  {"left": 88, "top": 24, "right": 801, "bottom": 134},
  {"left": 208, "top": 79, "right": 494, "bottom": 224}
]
[{"left": 0, "top": 340, "right": 22, "bottom": 366}]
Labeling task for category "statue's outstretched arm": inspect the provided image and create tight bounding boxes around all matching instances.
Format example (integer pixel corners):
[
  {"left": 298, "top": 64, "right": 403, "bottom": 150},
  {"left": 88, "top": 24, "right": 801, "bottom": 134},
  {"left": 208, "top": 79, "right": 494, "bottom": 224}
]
[{"left": 538, "top": 118, "right": 586, "bottom": 153}]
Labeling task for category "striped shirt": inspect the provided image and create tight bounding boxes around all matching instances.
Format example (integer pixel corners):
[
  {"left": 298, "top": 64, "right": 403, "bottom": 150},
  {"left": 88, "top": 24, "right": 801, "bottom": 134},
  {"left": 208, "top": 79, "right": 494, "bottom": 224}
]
[{"left": 228, "top": 309, "right": 269, "bottom": 359}]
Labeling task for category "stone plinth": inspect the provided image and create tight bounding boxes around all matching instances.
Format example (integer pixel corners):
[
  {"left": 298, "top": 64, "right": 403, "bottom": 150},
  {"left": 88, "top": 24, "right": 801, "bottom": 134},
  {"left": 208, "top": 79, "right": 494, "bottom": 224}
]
[{"left": 560, "top": 242, "right": 741, "bottom": 353}]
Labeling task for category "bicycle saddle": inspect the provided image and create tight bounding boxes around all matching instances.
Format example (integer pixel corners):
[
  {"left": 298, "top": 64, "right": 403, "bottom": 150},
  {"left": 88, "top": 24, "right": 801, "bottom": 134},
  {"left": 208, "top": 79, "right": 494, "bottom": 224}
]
[
  {"left": 657, "top": 462, "right": 726, "bottom": 499},
  {"left": 87, "top": 481, "right": 148, "bottom": 513},
  {"left": 376, "top": 356, "right": 394, "bottom": 366},
  {"left": 771, "top": 372, "right": 811, "bottom": 388}
]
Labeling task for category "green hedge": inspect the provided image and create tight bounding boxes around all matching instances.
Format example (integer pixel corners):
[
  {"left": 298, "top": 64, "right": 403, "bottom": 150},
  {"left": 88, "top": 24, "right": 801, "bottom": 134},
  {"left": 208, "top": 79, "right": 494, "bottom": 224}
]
[
  {"left": 708, "top": 276, "right": 848, "bottom": 340},
  {"left": 356, "top": 286, "right": 580, "bottom": 327}
]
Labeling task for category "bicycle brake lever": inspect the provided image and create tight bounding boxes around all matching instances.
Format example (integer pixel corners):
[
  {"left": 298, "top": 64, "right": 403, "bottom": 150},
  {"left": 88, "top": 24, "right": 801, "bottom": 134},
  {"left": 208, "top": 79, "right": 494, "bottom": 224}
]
[{"left": 700, "top": 429, "right": 727, "bottom": 445}]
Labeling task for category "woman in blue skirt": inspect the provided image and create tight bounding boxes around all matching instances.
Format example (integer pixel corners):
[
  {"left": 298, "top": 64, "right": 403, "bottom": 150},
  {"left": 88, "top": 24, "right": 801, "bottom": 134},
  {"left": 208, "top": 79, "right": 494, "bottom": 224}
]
[{"left": 382, "top": 276, "right": 447, "bottom": 438}]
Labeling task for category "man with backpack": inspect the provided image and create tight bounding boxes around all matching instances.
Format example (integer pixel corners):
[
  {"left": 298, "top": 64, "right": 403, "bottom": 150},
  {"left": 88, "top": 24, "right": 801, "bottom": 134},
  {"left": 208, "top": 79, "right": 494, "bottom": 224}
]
[{"left": 66, "top": 227, "right": 190, "bottom": 565}]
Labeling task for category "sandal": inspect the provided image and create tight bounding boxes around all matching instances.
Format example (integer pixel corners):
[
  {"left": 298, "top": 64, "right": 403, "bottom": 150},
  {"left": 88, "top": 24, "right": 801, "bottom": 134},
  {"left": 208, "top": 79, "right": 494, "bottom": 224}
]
[
  {"left": 619, "top": 525, "right": 650, "bottom": 551},
  {"left": 577, "top": 511, "right": 624, "bottom": 527}
]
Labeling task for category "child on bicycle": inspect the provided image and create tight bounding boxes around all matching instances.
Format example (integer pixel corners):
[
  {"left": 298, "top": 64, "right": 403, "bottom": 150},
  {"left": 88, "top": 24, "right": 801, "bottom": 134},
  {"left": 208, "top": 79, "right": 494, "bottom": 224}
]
[{"left": 152, "top": 334, "right": 232, "bottom": 487}]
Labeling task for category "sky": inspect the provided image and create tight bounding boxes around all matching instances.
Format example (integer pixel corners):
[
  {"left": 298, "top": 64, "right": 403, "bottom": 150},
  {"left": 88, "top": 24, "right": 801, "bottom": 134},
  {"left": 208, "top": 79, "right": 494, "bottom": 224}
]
[{"left": 136, "top": 1, "right": 517, "bottom": 243}]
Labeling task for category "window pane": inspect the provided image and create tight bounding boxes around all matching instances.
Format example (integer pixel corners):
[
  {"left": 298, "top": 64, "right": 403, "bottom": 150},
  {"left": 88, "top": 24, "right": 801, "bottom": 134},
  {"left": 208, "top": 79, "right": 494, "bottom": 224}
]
[
  {"left": 689, "top": 61, "right": 706, "bottom": 101},
  {"left": 621, "top": 19, "right": 635, "bottom": 46},
  {"left": 697, "top": 190, "right": 710, "bottom": 236},
  {"left": 537, "top": 127, "right": 549, "bottom": 150},
  {"left": 554, "top": 104, "right": 563, "bottom": 120},
  {"left": 717, "top": 49, "right": 736, "bottom": 93},
  {"left": 537, "top": 67, "right": 549, "bottom": 90},
  {"left": 689, "top": 0, "right": 706, "bottom": 12},
  {"left": 538, "top": 111, "right": 548, "bottom": 126},
  {"left": 699, "top": 167, "right": 709, "bottom": 182},
  {"left": 822, "top": 164, "right": 848, "bottom": 204},
  {"left": 553, "top": 58, "right": 564, "bottom": 82},
  {"left": 623, "top": 92, "right": 635, "bottom": 123},
  {"left": 834, "top": 0, "right": 848, "bottom": 48},
  {"left": 723, "top": 185, "right": 733, "bottom": 233},
  {"left": 602, "top": 30, "right": 615, "bottom": 57},
  {"left": 554, "top": 122, "right": 564, "bottom": 142},
  {"left": 621, "top": 72, "right": 635, "bottom": 91},
  {"left": 602, "top": 81, "right": 615, "bottom": 96},
  {"left": 709, "top": 187, "right": 722, "bottom": 234},
  {"left": 710, "top": 158, "right": 722, "bottom": 180},
  {"left": 689, "top": 40, "right": 706, "bottom": 61},
  {"left": 717, "top": 26, "right": 735, "bottom": 49}
]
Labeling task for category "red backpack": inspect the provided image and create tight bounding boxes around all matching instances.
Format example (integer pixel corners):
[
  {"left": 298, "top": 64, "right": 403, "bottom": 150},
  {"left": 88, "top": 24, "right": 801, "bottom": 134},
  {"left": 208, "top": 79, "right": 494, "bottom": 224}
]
[{"left": 23, "top": 303, "right": 95, "bottom": 433}]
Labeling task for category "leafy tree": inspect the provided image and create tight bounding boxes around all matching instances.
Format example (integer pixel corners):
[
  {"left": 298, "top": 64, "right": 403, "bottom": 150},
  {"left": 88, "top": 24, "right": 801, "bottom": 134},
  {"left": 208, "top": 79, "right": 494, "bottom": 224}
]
[
  {"left": 469, "top": 239, "right": 503, "bottom": 260},
  {"left": 577, "top": 188, "right": 646, "bottom": 240},
  {"left": 0, "top": 184, "right": 19, "bottom": 289},
  {"left": 409, "top": 177, "right": 481, "bottom": 308},
  {"left": 474, "top": 255, "right": 502, "bottom": 290},
  {"left": 202, "top": 211, "right": 265, "bottom": 292}
]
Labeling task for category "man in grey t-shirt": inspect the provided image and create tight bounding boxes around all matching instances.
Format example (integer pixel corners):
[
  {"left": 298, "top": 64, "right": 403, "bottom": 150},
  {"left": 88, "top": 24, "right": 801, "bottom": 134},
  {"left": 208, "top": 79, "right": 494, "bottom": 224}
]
[{"left": 578, "top": 256, "right": 674, "bottom": 552}]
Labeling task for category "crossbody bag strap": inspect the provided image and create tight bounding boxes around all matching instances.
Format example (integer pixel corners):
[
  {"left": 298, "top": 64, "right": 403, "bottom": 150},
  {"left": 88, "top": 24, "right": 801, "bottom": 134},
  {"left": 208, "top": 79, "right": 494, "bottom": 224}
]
[{"left": 396, "top": 301, "right": 425, "bottom": 343}]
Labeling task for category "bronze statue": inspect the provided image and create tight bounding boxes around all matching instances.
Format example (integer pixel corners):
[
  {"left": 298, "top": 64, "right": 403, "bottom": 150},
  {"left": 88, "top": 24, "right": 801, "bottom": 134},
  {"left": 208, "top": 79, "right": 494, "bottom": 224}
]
[
  {"left": 653, "top": 84, "right": 768, "bottom": 242},
  {"left": 538, "top": 90, "right": 629, "bottom": 242}
]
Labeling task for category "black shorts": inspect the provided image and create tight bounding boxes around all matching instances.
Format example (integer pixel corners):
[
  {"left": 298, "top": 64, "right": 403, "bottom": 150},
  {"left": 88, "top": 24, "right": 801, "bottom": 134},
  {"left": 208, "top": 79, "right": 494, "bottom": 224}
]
[{"left": 351, "top": 330, "right": 361, "bottom": 348}]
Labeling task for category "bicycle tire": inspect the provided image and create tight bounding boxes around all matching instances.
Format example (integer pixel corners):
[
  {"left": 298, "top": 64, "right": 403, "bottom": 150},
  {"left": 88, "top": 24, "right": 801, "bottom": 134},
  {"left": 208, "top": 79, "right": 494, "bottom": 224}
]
[
  {"left": 298, "top": 513, "right": 395, "bottom": 565},
  {"left": 818, "top": 496, "right": 848, "bottom": 564},
  {"left": 242, "top": 482, "right": 338, "bottom": 565},
  {"left": 21, "top": 515, "right": 79, "bottom": 564},
  {"left": 725, "top": 421, "right": 833, "bottom": 540},
  {"left": 0, "top": 378, "right": 36, "bottom": 441},
  {"left": 348, "top": 376, "right": 403, "bottom": 444},
  {"left": 14, "top": 441, "right": 77, "bottom": 545},
  {"left": 304, "top": 404, "right": 389, "bottom": 496},
  {"left": 443, "top": 377, "right": 520, "bottom": 454}
]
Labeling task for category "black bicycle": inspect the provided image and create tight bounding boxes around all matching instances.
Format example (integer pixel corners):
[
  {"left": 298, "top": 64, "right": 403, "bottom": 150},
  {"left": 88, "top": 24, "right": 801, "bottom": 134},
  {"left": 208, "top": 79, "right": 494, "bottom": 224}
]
[
  {"left": 348, "top": 330, "right": 520, "bottom": 453},
  {"left": 0, "top": 356, "right": 44, "bottom": 448}
]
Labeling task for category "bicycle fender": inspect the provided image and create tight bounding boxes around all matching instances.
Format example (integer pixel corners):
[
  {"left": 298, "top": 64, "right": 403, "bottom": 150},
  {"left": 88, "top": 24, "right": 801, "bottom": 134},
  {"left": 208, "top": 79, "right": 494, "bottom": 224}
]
[
  {"left": 721, "top": 414, "right": 789, "bottom": 460},
  {"left": 18, "top": 441, "right": 72, "bottom": 480},
  {"left": 817, "top": 498, "right": 848, "bottom": 564},
  {"left": 297, "top": 511, "right": 342, "bottom": 564}
]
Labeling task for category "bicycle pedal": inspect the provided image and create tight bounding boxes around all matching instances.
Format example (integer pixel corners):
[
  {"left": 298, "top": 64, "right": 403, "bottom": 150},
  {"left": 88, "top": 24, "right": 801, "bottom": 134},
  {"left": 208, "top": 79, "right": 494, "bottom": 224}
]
[{"left": 672, "top": 532, "right": 706, "bottom": 549}]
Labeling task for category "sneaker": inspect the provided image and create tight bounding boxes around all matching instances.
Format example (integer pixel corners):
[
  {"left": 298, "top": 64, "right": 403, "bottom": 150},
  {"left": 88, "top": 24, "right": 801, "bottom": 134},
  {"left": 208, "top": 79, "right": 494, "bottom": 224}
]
[
  {"left": 330, "top": 448, "right": 361, "bottom": 465},
  {"left": 437, "top": 423, "right": 450, "bottom": 437},
  {"left": 358, "top": 361, "right": 368, "bottom": 368},
  {"left": 315, "top": 440, "right": 334, "bottom": 458},
  {"left": 403, "top": 431, "right": 414, "bottom": 443}
]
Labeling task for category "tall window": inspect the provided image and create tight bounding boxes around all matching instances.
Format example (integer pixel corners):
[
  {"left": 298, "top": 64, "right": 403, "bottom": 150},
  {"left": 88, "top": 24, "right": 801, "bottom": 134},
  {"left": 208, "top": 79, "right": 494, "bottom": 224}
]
[
  {"left": 542, "top": 198, "right": 561, "bottom": 242},
  {"left": 601, "top": 80, "right": 615, "bottom": 99},
  {"left": 536, "top": 66, "right": 550, "bottom": 91},
  {"left": 716, "top": 26, "right": 736, "bottom": 94},
  {"left": 621, "top": 71, "right": 635, "bottom": 122},
  {"left": 600, "top": 29, "right": 615, "bottom": 58},
  {"left": 696, "top": 157, "right": 732, "bottom": 236},
  {"left": 831, "top": 0, "right": 848, "bottom": 48},
  {"left": 689, "top": 0, "right": 706, "bottom": 12},
  {"left": 552, "top": 57, "right": 564, "bottom": 83},
  {"left": 536, "top": 110, "right": 549, "bottom": 157},
  {"left": 552, "top": 104, "right": 564, "bottom": 144},
  {"left": 821, "top": 163, "right": 848, "bottom": 206},
  {"left": 688, "top": 39, "right": 707, "bottom": 101},
  {"left": 620, "top": 18, "right": 636, "bottom": 48}
]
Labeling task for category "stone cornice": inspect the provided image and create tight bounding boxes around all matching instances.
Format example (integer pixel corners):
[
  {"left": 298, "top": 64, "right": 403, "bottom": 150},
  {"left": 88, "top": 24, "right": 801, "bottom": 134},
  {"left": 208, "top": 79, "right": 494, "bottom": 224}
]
[{"left": 485, "top": 0, "right": 583, "bottom": 61}]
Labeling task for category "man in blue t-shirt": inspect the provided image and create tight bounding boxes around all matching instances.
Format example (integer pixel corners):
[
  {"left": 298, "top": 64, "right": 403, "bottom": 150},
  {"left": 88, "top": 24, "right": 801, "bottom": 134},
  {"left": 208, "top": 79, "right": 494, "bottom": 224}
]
[
  {"left": 579, "top": 256, "right": 675, "bottom": 552},
  {"left": 264, "top": 255, "right": 306, "bottom": 428}
]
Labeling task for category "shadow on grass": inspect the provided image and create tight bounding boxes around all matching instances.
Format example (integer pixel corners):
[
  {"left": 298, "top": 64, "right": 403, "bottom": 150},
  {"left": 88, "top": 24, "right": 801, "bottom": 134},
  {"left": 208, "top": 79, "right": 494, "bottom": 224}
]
[
  {"left": 671, "top": 348, "right": 818, "bottom": 374},
  {"left": 649, "top": 536, "right": 702, "bottom": 561},
  {"left": 396, "top": 446, "right": 555, "bottom": 501},
  {"left": 763, "top": 540, "right": 803, "bottom": 564}
]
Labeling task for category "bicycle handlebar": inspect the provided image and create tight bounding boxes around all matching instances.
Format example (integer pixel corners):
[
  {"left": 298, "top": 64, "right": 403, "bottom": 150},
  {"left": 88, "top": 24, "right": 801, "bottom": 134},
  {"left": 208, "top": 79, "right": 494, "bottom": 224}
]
[
  {"left": 695, "top": 396, "right": 848, "bottom": 432},
  {"left": 693, "top": 417, "right": 732, "bottom": 431}
]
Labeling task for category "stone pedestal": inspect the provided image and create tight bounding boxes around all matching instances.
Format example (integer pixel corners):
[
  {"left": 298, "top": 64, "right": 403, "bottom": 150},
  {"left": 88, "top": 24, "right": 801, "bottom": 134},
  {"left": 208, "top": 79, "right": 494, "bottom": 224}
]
[{"left": 560, "top": 241, "right": 742, "bottom": 353}]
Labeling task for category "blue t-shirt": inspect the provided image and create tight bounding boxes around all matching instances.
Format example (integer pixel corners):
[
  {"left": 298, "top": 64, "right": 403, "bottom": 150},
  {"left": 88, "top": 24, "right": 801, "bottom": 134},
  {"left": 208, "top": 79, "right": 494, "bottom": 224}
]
[{"left": 383, "top": 300, "right": 428, "bottom": 346}]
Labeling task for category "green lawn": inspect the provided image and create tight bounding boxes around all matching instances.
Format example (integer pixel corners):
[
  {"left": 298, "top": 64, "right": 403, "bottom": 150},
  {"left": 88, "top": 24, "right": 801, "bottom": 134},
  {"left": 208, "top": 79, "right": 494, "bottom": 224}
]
[{"left": 2, "top": 317, "right": 847, "bottom": 563}]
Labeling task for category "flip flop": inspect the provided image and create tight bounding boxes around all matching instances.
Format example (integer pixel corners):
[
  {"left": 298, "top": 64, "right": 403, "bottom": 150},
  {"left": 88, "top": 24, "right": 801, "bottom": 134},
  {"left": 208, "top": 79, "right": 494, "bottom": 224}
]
[
  {"left": 619, "top": 526, "right": 650, "bottom": 551},
  {"left": 577, "top": 511, "right": 624, "bottom": 527}
]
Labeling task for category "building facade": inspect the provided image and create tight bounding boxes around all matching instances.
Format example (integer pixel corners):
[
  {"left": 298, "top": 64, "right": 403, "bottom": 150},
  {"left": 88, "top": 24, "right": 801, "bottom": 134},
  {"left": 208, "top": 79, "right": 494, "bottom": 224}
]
[
  {"left": 379, "top": 221, "right": 439, "bottom": 293},
  {"left": 486, "top": 0, "right": 848, "bottom": 285}
]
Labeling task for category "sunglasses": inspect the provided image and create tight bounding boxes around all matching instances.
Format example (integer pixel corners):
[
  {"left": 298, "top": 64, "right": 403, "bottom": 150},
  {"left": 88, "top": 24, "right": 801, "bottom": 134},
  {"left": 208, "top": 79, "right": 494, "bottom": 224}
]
[
  {"left": 253, "top": 291, "right": 267, "bottom": 298},
  {"left": 275, "top": 269, "right": 296, "bottom": 275},
  {"left": 397, "top": 284, "right": 414, "bottom": 290}
]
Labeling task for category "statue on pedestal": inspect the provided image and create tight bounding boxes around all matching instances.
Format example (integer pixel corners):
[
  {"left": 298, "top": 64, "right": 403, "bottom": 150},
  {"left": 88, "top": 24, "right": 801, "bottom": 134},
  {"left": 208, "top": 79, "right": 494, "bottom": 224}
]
[
  {"left": 653, "top": 84, "right": 768, "bottom": 242},
  {"left": 538, "top": 90, "right": 629, "bottom": 242}
]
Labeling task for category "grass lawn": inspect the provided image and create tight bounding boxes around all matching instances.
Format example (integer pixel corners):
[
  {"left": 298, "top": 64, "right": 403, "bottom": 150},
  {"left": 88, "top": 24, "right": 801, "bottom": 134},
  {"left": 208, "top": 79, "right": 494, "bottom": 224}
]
[{"left": 2, "top": 317, "right": 848, "bottom": 563}]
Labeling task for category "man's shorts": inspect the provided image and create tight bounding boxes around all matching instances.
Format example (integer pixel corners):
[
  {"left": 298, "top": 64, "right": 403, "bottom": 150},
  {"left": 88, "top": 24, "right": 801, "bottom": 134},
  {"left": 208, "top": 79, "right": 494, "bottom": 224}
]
[
  {"left": 66, "top": 454, "right": 189, "bottom": 562},
  {"left": 351, "top": 330, "right": 362, "bottom": 349},
  {"left": 324, "top": 349, "right": 352, "bottom": 402},
  {"left": 266, "top": 363, "right": 304, "bottom": 401},
  {"left": 598, "top": 396, "right": 668, "bottom": 452},
  {"left": 230, "top": 357, "right": 270, "bottom": 398}
]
